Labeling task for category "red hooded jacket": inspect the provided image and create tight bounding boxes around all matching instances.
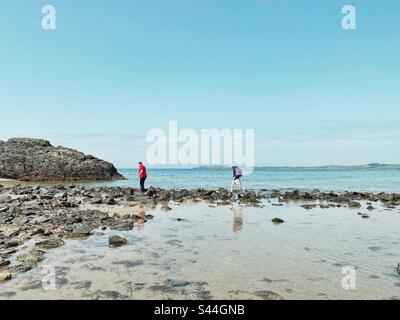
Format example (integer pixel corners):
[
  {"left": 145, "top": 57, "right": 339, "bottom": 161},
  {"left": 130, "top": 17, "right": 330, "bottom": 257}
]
[{"left": 138, "top": 164, "right": 147, "bottom": 178}]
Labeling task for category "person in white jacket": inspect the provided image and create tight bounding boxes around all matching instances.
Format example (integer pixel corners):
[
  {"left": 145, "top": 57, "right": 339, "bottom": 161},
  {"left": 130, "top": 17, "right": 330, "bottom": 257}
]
[{"left": 231, "top": 165, "right": 246, "bottom": 192}]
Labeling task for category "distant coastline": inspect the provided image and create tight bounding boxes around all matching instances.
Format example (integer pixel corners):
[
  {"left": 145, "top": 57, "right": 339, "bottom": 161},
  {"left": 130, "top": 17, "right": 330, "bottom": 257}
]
[
  {"left": 113, "top": 163, "right": 400, "bottom": 171},
  {"left": 173, "top": 163, "right": 400, "bottom": 170}
]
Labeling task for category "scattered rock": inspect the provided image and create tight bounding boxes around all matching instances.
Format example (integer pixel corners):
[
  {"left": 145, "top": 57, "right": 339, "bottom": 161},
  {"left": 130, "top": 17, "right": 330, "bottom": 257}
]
[
  {"left": 166, "top": 279, "right": 191, "bottom": 287},
  {"left": 1, "top": 183, "right": 400, "bottom": 278},
  {"left": 0, "top": 259, "right": 11, "bottom": 267},
  {"left": 108, "top": 235, "right": 127, "bottom": 248},
  {"left": 71, "top": 280, "right": 92, "bottom": 289},
  {"left": 301, "top": 204, "right": 317, "bottom": 210},
  {"left": 161, "top": 204, "right": 172, "bottom": 211},
  {"left": 254, "top": 290, "right": 284, "bottom": 300},
  {"left": 5, "top": 240, "right": 19, "bottom": 248},
  {"left": 16, "top": 250, "right": 44, "bottom": 265},
  {"left": 271, "top": 218, "right": 284, "bottom": 224},
  {"left": 113, "top": 260, "right": 144, "bottom": 268},
  {"left": 31, "top": 215, "right": 51, "bottom": 224},
  {"left": 0, "top": 273, "right": 12, "bottom": 281},
  {"left": 72, "top": 224, "right": 93, "bottom": 236},
  {"left": 348, "top": 201, "right": 361, "bottom": 209},
  {"left": 109, "top": 220, "right": 134, "bottom": 231},
  {"left": 35, "top": 238, "right": 64, "bottom": 250},
  {"left": 5, "top": 264, "right": 32, "bottom": 274}
]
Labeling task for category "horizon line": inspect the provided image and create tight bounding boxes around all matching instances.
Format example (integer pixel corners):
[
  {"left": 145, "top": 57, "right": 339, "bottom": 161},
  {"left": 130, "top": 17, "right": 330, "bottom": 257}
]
[{"left": 117, "top": 163, "right": 400, "bottom": 170}]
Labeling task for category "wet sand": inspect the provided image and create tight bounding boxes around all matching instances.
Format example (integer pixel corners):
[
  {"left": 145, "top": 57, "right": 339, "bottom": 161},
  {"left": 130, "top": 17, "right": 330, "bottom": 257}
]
[{"left": 1, "top": 199, "right": 400, "bottom": 300}]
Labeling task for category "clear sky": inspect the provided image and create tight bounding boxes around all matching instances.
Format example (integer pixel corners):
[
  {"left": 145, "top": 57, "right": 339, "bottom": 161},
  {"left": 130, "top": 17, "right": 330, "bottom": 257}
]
[{"left": 1, "top": 0, "right": 399, "bottom": 167}]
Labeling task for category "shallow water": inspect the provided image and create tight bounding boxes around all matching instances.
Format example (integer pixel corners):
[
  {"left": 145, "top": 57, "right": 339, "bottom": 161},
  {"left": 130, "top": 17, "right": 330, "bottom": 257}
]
[
  {"left": 3, "top": 167, "right": 400, "bottom": 193},
  {"left": 90, "top": 167, "right": 400, "bottom": 193},
  {"left": 1, "top": 200, "right": 400, "bottom": 300}
]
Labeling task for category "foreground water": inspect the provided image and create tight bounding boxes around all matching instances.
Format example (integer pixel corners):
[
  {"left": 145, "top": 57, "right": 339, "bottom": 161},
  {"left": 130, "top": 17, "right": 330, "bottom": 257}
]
[
  {"left": 86, "top": 167, "right": 400, "bottom": 193},
  {"left": 1, "top": 199, "right": 399, "bottom": 300}
]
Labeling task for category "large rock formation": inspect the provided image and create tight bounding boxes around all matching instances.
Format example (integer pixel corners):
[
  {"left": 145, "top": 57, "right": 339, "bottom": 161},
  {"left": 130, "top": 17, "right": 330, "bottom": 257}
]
[{"left": 0, "top": 138, "right": 125, "bottom": 181}]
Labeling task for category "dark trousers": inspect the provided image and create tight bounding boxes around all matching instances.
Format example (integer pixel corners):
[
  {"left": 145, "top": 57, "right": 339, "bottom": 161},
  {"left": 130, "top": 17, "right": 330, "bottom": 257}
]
[{"left": 140, "top": 177, "right": 147, "bottom": 192}]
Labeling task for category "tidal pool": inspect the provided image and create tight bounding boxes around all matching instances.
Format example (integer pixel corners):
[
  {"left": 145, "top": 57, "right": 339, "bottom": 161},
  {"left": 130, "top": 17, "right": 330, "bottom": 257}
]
[{"left": 1, "top": 200, "right": 400, "bottom": 300}]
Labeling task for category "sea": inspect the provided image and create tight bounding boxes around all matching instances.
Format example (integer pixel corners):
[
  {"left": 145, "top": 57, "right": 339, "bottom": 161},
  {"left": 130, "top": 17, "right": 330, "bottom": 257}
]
[{"left": 87, "top": 167, "right": 400, "bottom": 193}]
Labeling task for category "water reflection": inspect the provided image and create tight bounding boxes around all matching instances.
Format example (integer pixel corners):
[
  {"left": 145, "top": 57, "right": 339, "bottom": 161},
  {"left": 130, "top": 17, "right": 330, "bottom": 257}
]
[
  {"left": 230, "top": 204, "right": 244, "bottom": 233},
  {"left": 135, "top": 210, "right": 146, "bottom": 231}
]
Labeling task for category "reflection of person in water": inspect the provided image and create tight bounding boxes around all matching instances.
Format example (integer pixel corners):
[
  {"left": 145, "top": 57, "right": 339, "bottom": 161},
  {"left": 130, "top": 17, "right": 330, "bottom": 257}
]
[
  {"left": 231, "top": 204, "right": 244, "bottom": 233},
  {"left": 135, "top": 210, "right": 146, "bottom": 231}
]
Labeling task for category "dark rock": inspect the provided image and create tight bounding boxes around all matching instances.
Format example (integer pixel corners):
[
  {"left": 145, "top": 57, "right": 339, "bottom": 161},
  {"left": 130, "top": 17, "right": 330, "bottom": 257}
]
[
  {"left": 348, "top": 201, "right": 361, "bottom": 209},
  {"left": 21, "top": 280, "right": 43, "bottom": 291},
  {"left": 108, "top": 235, "right": 127, "bottom": 248},
  {"left": 103, "top": 197, "right": 115, "bottom": 205},
  {"left": 112, "top": 260, "right": 144, "bottom": 268},
  {"left": 301, "top": 204, "right": 317, "bottom": 210},
  {"left": 271, "top": 218, "right": 284, "bottom": 224},
  {"left": 0, "top": 248, "right": 17, "bottom": 259},
  {"left": 161, "top": 204, "right": 172, "bottom": 211},
  {"left": 5, "top": 264, "right": 32, "bottom": 274},
  {"left": 166, "top": 279, "right": 191, "bottom": 287},
  {"left": 0, "top": 195, "right": 12, "bottom": 204},
  {"left": 16, "top": 250, "right": 44, "bottom": 265},
  {"left": 71, "top": 280, "right": 92, "bottom": 289},
  {"left": 90, "top": 197, "right": 102, "bottom": 204},
  {"left": 380, "top": 193, "right": 394, "bottom": 202},
  {"left": 270, "top": 190, "right": 281, "bottom": 198},
  {"left": 31, "top": 215, "right": 51, "bottom": 224},
  {"left": 0, "top": 138, "right": 125, "bottom": 181},
  {"left": 254, "top": 290, "right": 284, "bottom": 300},
  {"left": 31, "top": 228, "right": 45, "bottom": 236},
  {"left": 72, "top": 224, "right": 93, "bottom": 236},
  {"left": 0, "top": 206, "right": 10, "bottom": 213},
  {"left": 0, "top": 259, "right": 11, "bottom": 267},
  {"left": 35, "top": 238, "right": 64, "bottom": 250},
  {"left": 5, "top": 240, "right": 19, "bottom": 248},
  {"left": 109, "top": 221, "right": 134, "bottom": 231}
]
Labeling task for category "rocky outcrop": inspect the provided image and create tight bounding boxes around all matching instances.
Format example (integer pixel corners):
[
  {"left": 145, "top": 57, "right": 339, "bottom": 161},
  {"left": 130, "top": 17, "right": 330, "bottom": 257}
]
[{"left": 0, "top": 138, "right": 125, "bottom": 181}]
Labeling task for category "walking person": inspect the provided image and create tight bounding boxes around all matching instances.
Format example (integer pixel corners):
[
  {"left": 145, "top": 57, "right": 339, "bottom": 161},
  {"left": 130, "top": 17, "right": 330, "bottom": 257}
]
[
  {"left": 231, "top": 164, "right": 245, "bottom": 192},
  {"left": 137, "top": 162, "right": 147, "bottom": 192}
]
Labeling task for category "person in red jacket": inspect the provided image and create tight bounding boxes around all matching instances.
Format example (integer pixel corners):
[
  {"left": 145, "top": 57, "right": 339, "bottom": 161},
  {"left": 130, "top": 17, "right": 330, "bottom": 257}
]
[{"left": 137, "top": 162, "right": 147, "bottom": 192}]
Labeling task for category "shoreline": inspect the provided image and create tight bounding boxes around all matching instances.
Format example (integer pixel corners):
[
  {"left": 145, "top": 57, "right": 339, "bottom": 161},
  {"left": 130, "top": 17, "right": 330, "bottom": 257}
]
[{"left": 2, "top": 178, "right": 400, "bottom": 195}]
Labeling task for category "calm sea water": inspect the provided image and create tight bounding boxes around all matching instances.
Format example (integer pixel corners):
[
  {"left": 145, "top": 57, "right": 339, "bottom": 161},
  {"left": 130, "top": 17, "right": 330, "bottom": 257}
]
[
  {"left": 87, "top": 167, "right": 400, "bottom": 193},
  {"left": 4, "top": 200, "right": 400, "bottom": 300}
]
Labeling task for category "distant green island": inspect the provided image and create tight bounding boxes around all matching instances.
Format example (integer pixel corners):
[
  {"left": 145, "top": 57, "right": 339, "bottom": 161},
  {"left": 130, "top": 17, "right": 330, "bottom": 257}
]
[{"left": 193, "top": 163, "right": 400, "bottom": 170}]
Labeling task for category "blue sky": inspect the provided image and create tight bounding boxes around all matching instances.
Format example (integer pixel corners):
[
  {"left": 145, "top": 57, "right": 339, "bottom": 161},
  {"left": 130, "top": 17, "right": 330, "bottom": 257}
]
[{"left": 1, "top": 0, "right": 399, "bottom": 167}]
